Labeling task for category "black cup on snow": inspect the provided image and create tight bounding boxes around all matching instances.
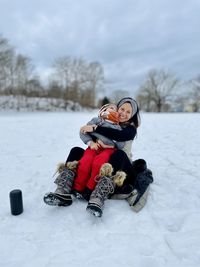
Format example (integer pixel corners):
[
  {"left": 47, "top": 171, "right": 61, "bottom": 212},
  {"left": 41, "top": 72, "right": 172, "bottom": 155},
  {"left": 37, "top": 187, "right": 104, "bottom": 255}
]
[{"left": 10, "top": 189, "right": 23, "bottom": 215}]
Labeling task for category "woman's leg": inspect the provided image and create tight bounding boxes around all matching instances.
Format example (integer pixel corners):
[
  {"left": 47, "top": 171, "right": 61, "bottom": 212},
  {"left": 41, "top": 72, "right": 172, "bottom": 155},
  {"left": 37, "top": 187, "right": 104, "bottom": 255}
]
[
  {"left": 109, "top": 149, "right": 132, "bottom": 173},
  {"left": 110, "top": 153, "right": 149, "bottom": 187},
  {"left": 65, "top": 147, "right": 85, "bottom": 163},
  {"left": 107, "top": 149, "right": 138, "bottom": 199}
]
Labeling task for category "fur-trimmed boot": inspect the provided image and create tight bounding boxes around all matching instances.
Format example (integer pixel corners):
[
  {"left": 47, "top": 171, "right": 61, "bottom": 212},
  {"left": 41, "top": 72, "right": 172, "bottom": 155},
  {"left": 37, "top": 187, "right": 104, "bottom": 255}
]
[
  {"left": 86, "top": 163, "right": 126, "bottom": 217},
  {"left": 43, "top": 161, "right": 78, "bottom": 206},
  {"left": 54, "top": 161, "right": 78, "bottom": 194}
]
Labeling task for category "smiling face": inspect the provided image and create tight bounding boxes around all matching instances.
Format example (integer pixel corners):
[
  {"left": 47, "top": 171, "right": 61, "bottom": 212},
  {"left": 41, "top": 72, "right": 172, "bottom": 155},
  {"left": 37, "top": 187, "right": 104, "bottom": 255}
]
[{"left": 118, "top": 102, "right": 133, "bottom": 123}]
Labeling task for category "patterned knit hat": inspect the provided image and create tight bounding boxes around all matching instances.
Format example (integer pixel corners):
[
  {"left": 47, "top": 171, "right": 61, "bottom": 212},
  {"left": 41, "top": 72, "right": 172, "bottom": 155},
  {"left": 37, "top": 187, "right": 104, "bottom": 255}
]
[
  {"left": 98, "top": 103, "right": 119, "bottom": 123},
  {"left": 98, "top": 103, "right": 117, "bottom": 117}
]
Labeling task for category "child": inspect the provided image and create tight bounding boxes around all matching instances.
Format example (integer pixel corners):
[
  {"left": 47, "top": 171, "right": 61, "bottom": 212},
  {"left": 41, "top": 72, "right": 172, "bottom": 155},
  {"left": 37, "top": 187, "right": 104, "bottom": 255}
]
[
  {"left": 80, "top": 103, "right": 124, "bottom": 149},
  {"left": 72, "top": 103, "right": 126, "bottom": 200}
]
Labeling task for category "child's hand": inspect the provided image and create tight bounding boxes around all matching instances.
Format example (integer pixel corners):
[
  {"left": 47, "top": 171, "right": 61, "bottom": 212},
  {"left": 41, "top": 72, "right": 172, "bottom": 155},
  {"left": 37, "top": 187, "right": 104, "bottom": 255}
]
[
  {"left": 90, "top": 141, "right": 100, "bottom": 150},
  {"left": 97, "top": 140, "right": 114, "bottom": 149}
]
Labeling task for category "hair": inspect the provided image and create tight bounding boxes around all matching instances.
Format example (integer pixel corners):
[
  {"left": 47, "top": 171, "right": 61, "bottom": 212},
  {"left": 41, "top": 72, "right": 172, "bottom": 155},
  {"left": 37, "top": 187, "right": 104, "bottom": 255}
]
[
  {"left": 117, "top": 97, "right": 141, "bottom": 128},
  {"left": 129, "top": 104, "right": 140, "bottom": 128}
]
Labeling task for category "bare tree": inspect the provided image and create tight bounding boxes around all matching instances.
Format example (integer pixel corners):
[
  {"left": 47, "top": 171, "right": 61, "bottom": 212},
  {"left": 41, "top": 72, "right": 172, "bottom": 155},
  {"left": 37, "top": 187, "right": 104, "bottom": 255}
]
[
  {"left": 136, "top": 92, "right": 153, "bottom": 112},
  {"left": 82, "top": 61, "right": 104, "bottom": 107},
  {"left": 137, "top": 69, "right": 179, "bottom": 112},
  {"left": 110, "top": 89, "right": 130, "bottom": 104},
  {"left": 52, "top": 57, "right": 86, "bottom": 100},
  {"left": 51, "top": 56, "right": 104, "bottom": 107},
  {"left": 190, "top": 76, "right": 200, "bottom": 112},
  {"left": 0, "top": 35, "right": 37, "bottom": 97},
  {"left": 47, "top": 80, "right": 62, "bottom": 98},
  {"left": 0, "top": 36, "right": 15, "bottom": 94},
  {"left": 13, "top": 54, "right": 34, "bottom": 95},
  {"left": 26, "top": 76, "right": 44, "bottom": 97}
]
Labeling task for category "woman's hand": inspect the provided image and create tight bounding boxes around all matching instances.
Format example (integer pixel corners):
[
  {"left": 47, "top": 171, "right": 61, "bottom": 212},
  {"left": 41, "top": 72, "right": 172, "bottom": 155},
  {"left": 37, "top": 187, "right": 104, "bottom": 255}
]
[{"left": 80, "top": 124, "right": 96, "bottom": 133}]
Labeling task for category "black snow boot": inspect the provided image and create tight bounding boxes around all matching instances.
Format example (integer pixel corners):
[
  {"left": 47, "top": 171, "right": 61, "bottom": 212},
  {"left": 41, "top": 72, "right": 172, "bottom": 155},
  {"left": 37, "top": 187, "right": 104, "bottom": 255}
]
[
  {"left": 110, "top": 184, "right": 134, "bottom": 200},
  {"left": 127, "top": 168, "right": 154, "bottom": 212},
  {"left": 132, "top": 159, "right": 147, "bottom": 174}
]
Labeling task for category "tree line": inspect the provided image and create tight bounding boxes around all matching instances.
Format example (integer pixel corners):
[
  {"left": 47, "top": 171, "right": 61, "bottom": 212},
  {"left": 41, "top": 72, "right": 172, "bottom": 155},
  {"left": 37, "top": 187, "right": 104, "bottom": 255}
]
[
  {"left": 136, "top": 69, "right": 200, "bottom": 112},
  {"left": 0, "top": 35, "right": 104, "bottom": 108},
  {"left": 0, "top": 35, "right": 199, "bottom": 112}
]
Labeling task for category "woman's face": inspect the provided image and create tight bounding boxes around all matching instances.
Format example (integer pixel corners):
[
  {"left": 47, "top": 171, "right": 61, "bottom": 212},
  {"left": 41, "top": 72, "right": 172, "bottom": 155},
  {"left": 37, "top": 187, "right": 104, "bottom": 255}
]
[{"left": 118, "top": 103, "right": 132, "bottom": 123}]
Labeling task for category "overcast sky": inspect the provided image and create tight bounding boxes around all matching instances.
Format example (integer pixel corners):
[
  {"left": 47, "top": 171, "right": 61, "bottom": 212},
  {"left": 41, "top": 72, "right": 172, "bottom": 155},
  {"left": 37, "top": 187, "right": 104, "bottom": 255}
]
[{"left": 0, "top": 0, "right": 200, "bottom": 95}]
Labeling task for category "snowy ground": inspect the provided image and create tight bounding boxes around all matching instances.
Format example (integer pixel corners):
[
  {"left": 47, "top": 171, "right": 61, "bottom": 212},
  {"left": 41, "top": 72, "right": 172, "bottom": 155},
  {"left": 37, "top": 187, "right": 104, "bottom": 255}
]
[{"left": 0, "top": 111, "right": 200, "bottom": 267}]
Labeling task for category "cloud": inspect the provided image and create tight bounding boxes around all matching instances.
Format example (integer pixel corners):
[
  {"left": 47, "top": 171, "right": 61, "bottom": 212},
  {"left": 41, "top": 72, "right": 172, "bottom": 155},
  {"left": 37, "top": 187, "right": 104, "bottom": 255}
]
[{"left": 1, "top": 0, "right": 200, "bottom": 94}]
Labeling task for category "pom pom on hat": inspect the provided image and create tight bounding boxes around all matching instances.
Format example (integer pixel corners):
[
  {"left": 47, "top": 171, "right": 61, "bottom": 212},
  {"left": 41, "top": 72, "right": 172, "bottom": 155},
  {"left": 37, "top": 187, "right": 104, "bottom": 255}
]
[{"left": 98, "top": 103, "right": 117, "bottom": 117}]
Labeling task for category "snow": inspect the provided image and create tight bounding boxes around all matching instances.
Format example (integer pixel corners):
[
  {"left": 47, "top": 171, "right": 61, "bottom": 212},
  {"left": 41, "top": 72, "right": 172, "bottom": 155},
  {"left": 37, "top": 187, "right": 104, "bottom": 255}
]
[
  {"left": 0, "top": 95, "right": 82, "bottom": 111},
  {"left": 0, "top": 111, "right": 200, "bottom": 267}
]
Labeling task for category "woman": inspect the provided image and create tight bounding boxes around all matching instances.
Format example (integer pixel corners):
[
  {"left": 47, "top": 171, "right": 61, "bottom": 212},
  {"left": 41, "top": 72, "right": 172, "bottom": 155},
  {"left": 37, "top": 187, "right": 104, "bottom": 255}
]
[
  {"left": 72, "top": 102, "right": 125, "bottom": 198},
  {"left": 44, "top": 97, "right": 152, "bottom": 213},
  {"left": 84, "top": 97, "right": 142, "bottom": 216}
]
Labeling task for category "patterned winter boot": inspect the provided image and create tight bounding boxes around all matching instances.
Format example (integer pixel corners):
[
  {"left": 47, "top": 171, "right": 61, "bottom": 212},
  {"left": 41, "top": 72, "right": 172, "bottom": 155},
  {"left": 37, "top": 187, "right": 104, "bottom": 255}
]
[
  {"left": 43, "top": 161, "right": 78, "bottom": 206},
  {"left": 86, "top": 163, "right": 126, "bottom": 217}
]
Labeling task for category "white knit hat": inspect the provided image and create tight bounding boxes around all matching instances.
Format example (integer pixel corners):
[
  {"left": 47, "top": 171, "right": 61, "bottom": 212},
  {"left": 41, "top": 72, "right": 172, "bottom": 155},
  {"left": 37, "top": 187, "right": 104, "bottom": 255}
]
[{"left": 98, "top": 103, "right": 117, "bottom": 117}]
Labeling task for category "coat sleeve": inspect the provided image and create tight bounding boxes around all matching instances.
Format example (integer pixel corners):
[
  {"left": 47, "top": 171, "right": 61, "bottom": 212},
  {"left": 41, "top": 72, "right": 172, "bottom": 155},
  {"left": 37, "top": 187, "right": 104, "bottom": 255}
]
[
  {"left": 86, "top": 117, "right": 101, "bottom": 125},
  {"left": 79, "top": 131, "right": 93, "bottom": 145},
  {"left": 95, "top": 125, "right": 136, "bottom": 141},
  {"left": 79, "top": 117, "right": 100, "bottom": 144}
]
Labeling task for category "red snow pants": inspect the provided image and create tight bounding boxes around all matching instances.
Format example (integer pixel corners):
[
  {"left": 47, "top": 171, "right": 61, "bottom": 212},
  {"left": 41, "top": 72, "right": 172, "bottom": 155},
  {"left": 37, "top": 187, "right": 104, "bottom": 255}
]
[{"left": 73, "top": 147, "right": 116, "bottom": 191}]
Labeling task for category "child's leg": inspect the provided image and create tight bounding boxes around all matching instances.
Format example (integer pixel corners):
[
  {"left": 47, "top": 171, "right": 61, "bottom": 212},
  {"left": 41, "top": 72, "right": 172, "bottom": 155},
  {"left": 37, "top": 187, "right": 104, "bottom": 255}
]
[
  {"left": 86, "top": 148, "right": 116, "bottom": 190},
  {"left": 72, "top": 148, "right": 97, "bottom": 192}
]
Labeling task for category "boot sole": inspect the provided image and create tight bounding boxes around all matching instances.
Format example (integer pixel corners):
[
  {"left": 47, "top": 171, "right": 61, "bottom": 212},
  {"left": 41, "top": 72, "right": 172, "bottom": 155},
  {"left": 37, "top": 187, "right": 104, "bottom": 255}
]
[
  {"left": 43, "top": 192, "right": 73, "bottom": 206},
  {"left": 86, "top": 203, "right": 102, "bottom": 217}
]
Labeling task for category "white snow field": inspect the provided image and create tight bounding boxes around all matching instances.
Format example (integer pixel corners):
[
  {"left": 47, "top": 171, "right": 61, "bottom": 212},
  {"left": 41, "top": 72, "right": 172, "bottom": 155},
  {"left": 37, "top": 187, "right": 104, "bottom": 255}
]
[{"left": 0, "top": 111, "right": 200, "bottom": 267}]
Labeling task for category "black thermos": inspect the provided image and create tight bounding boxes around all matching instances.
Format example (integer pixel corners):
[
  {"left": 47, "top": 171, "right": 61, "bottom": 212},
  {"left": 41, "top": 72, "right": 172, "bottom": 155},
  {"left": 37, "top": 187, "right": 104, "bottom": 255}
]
[{"left": 10, "top": 189, "right": 23, "bottom": 215}]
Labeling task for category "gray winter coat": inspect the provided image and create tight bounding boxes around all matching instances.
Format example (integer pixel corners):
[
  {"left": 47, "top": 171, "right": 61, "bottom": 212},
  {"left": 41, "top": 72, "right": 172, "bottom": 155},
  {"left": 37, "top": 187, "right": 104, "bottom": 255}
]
[{"left": 80, "top": 117, "right": 125, "bottom": 149}]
